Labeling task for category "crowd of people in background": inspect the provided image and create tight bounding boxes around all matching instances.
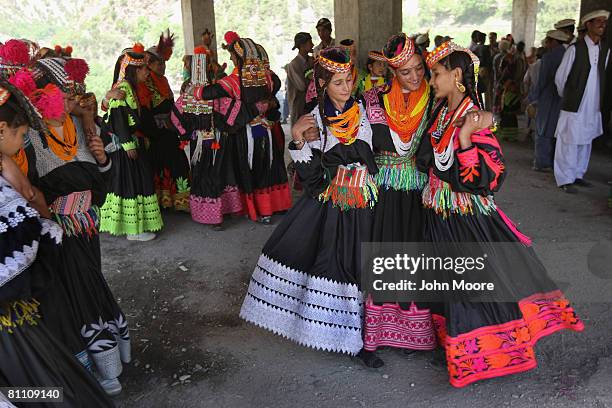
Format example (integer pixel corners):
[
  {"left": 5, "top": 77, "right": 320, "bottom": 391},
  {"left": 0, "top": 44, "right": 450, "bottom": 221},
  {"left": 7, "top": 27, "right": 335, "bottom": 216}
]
[{"left": 286, "top": 11, "right": 611, "bottom": 200}]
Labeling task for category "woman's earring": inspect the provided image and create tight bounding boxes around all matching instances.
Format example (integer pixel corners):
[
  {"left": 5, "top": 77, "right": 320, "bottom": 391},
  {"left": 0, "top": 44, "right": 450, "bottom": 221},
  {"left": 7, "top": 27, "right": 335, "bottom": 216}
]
[{"left": 455, "top": 80, "right": 466, "bottom": 93}]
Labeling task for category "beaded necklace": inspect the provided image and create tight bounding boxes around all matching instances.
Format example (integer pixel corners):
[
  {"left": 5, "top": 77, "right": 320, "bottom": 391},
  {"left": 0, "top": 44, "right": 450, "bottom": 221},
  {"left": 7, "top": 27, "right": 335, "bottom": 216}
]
[
  {"left": 383, "top": 78, "right": 429, "bottom": 143},
  {"left": 328, "top": 102, "right": 361, "bottom": 145},
  {"left": 430, "top": 97, "right": 472, "bottom": 171}
]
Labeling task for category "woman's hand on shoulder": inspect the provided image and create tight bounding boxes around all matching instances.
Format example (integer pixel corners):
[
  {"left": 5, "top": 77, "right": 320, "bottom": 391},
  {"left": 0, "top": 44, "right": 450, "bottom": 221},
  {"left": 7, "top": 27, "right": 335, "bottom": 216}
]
[
  {"left": 291, "top": 114, "right": 317, "bottom": 142},
  {"left": 456, "top": 110, "right": 494, "bottom": 134}
]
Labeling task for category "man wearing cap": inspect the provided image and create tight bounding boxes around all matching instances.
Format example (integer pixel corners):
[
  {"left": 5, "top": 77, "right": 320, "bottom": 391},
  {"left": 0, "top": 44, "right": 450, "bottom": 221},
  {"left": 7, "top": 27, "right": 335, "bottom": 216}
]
[
  {"left": 529, "top": 30, "right": 571, "bottom": 171},
  {"left": 554, "top": 10, "right": 610, "bottom": 193},
  {"left": 313, "top": 18, "right": 335, "bottom": 57},
  {"left": 286, "top": 32, "right": 314, "bottom": 125},
  {"left": 555, "top": 19, "right": 576, "bottom": 45}
]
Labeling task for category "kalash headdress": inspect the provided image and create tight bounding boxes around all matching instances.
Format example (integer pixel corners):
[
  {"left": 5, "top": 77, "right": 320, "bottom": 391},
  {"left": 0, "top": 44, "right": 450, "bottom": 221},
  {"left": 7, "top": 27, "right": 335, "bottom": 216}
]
[
  {"left": 117, "top": 43, "right": 147, "bottom": 83},
  {"left": 33, "top": 56, "right": 90, "bottom": 96},
  {"left": 183, "top": 46, "right": 213, "bottom": 116},
  {"left": 427, "top": 41, "right": 484, "bottom": 108},
  {"left": 222, "top": 31, "right": 269, "bottom": 103},
  {"left": 426, "top": 40, "right": 480, "bottom": 88},
  {"left": 382, "top": 33, "right": 416, "bottom": 69},
  {"left": 147, "top": 29, "right": 175, "bottom": 62},
  {"left": 0, "top": 77, "right": 48, "bottom": 134},
  {"left": 0, "top": 39, "right": 33, "bottom": 79},
  {"left": 256, "top": 43, "right": 270, "bottom": 71},
  {"left": 315, "top": 46, "right": 353, "bottom": 75},
  {"left": 367, "top": 50, "right": 386, "bottom": 63}
]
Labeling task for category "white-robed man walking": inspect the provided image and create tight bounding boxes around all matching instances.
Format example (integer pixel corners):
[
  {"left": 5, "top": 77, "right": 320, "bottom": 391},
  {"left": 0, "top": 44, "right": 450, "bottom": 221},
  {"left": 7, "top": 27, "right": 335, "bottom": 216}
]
[{"left": 554, "top": 10, "right": 610, "bottom": 193}]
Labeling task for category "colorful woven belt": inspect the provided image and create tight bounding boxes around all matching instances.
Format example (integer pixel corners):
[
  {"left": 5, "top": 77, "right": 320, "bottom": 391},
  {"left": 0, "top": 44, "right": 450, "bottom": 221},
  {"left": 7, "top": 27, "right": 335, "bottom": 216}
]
[{"left": 50, "top": 190, "right": 92, "bottom": 215}]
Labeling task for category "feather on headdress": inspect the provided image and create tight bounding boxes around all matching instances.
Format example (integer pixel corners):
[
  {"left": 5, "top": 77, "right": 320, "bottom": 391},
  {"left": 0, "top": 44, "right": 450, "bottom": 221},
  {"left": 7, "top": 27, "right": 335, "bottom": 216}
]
[{"left": 156, "top": 29, "right": 175, "bottom": 61}]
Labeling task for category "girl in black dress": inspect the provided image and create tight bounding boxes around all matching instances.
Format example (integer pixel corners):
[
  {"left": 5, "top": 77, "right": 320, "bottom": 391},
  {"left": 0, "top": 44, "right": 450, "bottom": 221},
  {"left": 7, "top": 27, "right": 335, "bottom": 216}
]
[
  {"left": 0, "top": 79, "right": 114, "bottom": 407},
  {"left": 240, "top": 47, "right": 379, "bottom": 360},
  {"left": 418, "top": 41, "right": 583, "bottom": 387}
]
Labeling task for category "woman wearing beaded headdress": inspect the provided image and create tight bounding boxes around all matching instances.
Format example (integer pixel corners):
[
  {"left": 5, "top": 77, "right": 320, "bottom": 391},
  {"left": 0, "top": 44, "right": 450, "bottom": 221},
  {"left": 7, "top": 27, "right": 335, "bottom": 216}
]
[
  {"left": 243, "top": 42, "right": 292, "bottom": 223},
  {"left": 100, "top": 44, "right": 163, "bottom": 242},
  {"left": 0, "top": 79, "right": 114, "bottom": 406},
  {"left": 144, "top": 30, "right": 191, "bottom": 212},
  {"left": 0, "top": 39, "right": 39, "bottom": 182},
  {"left": 25, "top": 54, "right": 131, "bottom": 395},
  {"left": 192, "top": 32, "right": 291, "bottom": 224},
  {"left": 360, "top": 33, "right": 437, "bottom": 361},
  {"left": 172, "top": 45, "right": 243, "bottom": 229},
  {"left": 417, "top": 41, "right": 584, "bottom": 387},
  {"left": 239, "top": 47, "right": 379, "bottom": 359}
]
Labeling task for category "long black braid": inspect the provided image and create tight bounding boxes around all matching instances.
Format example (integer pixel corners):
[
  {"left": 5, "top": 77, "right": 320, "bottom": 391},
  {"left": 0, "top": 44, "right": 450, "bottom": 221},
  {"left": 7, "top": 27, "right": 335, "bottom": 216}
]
[{"left": 313, "top": 63, "right": 334, "bottom": 155}]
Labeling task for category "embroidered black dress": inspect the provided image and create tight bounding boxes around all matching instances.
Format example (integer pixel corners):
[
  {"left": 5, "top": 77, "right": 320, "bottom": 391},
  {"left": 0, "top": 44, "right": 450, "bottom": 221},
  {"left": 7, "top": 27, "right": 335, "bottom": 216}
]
[
  {"left": 415, "top": 99, "right": 584, "bottom": 387},
  {"left": 195, "top": 69, "right": 292, "bottom": 222},
  {"left": 100, "top": 80, "right": 163, "bottom": 236},
  {"left": 172, "top": 74, "right": 260, "bottom": 224},
  {"left": 143, "top": 77, "right": 191, "bottom": 211},
  {"left": 360, "top": 84, "right": 437, "bottom": 352},
  {"left": 31, "top": 116, "right": 130, "bottom": 380},
  {"left": 234, "top": 71, "right": 292, "bottom": 220},
  {"left": 0, "top": 175, "right": 114, "bottom": 407},
  {"left": 240, "top": 99, "right": 378, "bottom": 354}
]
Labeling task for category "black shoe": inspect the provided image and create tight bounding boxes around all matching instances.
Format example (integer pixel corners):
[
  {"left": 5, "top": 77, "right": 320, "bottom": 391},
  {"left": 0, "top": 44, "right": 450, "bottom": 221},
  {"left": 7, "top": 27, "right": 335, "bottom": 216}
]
[
  {"left": 574, "top": 178, "right": 593, "bottom": 187},
  {"left": 212, "top": 223, "right": 224, "bottom": 231},
  {"left": 357, "top": 349, "right": 384, "bottom": 368},
  {"left": 560, "top": 184, "right": 578, "bottom": 194},
  {"left": 258, "top": 216, "right": 272, "bottom": 225},
  {"left": 402, "top": 348, "right": 417, "bottom": 356}
]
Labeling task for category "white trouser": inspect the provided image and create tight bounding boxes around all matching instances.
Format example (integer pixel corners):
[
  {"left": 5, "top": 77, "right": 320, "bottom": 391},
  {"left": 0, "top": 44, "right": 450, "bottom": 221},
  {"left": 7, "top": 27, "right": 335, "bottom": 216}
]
[{"left": 554, "top": 141, "right": 592, "bottom": 186}]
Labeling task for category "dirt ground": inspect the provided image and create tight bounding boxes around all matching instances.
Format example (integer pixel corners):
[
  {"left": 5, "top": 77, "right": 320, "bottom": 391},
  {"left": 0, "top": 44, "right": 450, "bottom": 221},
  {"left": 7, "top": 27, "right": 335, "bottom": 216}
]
[{"left": 102, "top": 132, "right": 612, "bottom": 408}]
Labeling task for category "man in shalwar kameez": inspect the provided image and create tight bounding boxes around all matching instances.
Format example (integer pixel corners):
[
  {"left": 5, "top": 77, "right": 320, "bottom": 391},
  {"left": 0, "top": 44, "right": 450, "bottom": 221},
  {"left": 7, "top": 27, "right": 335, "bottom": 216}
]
[
  {"left": 530, "top": 30, "right": 570, "bottom": 171},
  {"left": 554, "top": 10, "right": 610, "bottom": 193}
]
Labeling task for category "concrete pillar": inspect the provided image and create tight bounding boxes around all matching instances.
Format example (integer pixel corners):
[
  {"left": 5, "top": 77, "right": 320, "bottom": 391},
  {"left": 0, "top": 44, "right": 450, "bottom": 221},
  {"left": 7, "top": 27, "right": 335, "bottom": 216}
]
[
  {"left": 334, "top": 0, "right": 402, "bottom": 67},
  {"left": 511, "top": 0, "right": 537, "bottom": 46},
  {"left": 180, "top": 0, "right": 217, "bottom": 55}
]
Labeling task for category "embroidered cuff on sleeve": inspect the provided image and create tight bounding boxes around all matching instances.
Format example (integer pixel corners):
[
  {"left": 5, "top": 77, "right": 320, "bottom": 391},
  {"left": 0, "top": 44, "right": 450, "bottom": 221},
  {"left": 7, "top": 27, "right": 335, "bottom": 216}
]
[{"left": 289, "top": 140, "right": 313, "bottom": 163}]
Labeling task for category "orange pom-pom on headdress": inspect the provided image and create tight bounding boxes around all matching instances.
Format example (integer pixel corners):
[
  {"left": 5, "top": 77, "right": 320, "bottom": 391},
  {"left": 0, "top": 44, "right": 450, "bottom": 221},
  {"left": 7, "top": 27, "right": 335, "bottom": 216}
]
[
  {"left": 53, "top": 45, "right": 73, "bottom": 57},
  {"left": 132, "top": 43, "right": 145, "bottom": 54},
  {"left": 194, "top": 46, "right": 210, "bottom": 55}
]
